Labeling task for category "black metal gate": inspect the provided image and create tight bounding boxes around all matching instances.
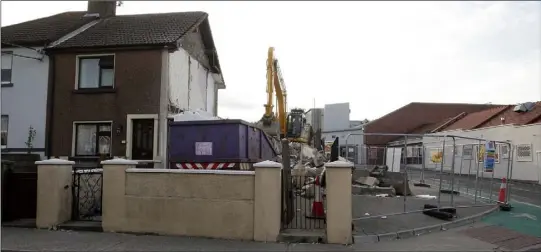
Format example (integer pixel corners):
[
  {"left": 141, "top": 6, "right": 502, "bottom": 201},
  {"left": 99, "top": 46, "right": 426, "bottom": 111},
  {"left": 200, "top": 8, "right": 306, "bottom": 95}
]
[
  {"left": 281, "top": 172, "right": 326, "bottom": 230},
  {"left": 72, "top": 167, "right": 103, "bottom": 221}
]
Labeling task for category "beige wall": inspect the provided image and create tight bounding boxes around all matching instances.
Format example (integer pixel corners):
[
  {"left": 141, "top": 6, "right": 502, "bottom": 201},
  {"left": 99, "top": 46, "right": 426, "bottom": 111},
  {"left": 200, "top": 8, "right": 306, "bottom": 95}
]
[
  {"left": 122, "top": 170, "right": 255, "bottom": 239},
  {"left": 105, "top": 168, "right": 257, "bottom": 240}
]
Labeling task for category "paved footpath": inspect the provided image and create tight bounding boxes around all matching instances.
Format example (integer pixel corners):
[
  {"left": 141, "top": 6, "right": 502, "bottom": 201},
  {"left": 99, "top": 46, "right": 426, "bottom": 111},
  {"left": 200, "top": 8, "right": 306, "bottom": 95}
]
[{"left": 3, "top": 224, "right": 539, "bottom": 252}]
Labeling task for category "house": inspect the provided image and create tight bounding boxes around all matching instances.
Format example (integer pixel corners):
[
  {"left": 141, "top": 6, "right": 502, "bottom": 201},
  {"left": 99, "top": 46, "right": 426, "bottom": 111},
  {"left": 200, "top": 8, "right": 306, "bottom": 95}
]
[
  {"left": 44, "top": 1, "right": 225, "bottom": 167},
  {"left": 422, "top": 101, "right": 541, "bottom": 183},
  {"left": 1, "top": 12, "right": 98, "bottom": 157}
]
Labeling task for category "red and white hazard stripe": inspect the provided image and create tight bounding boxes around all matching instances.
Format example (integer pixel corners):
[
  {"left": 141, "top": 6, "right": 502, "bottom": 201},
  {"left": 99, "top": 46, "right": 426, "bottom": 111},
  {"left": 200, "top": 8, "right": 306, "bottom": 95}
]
[{"left": 174, "top": 163, "right": 236, "bottom": 170}]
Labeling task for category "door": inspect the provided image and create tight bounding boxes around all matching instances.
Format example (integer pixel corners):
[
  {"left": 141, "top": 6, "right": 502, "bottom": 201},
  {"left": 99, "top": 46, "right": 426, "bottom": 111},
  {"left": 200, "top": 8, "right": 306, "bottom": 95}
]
[{"left": 131, "top": 119, "right": 154, "bottom": 161}]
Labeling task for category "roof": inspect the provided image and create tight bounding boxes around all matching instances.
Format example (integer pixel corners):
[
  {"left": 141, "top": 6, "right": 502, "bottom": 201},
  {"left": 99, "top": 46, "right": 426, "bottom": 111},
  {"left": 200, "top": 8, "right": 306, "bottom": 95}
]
[
  {"left": 477, "top": 101, "right": 541, "bottom": 128},
  {"left": 442, "top": 105, "right": 509, "bottom": 131},
  {"left": 52, "top": 11, "right": 206, "bottom": 49},
  {"left": 363, "top": 102, "right": 502, "bottom": 146},
  {"left": 1, "top": 12, "right": 97, "bottom": 47},
  {"left": 48, "top": 11, "right": 223, "bottom": 75}
]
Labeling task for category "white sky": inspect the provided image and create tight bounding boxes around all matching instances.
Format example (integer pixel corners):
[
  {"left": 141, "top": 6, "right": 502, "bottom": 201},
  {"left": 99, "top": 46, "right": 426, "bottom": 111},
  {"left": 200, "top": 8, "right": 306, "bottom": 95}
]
[{"left": 2, "top": 1, "right": 540, "bottom": 122}]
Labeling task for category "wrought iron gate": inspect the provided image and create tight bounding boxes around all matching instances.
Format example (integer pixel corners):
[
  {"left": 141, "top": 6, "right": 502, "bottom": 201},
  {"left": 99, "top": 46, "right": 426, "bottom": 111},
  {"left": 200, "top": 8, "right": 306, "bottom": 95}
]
[
  {"left": 281, "top": 171, "right": 326, "bottom": 229},
  {"left": 72, "top": 167, "right": 103, "bottom": 221}
]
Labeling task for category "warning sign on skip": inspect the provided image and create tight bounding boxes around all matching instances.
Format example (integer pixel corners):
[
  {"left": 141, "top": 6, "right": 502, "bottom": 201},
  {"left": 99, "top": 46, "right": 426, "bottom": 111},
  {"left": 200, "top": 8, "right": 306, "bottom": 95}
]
[{"left": 195, "top": 142, "right": 213, "bottom": 156}]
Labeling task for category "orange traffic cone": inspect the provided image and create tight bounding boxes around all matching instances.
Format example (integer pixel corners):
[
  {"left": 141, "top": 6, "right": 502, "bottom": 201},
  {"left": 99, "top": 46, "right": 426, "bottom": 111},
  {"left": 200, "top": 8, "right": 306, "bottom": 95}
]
[
  {"left": 498, "top": 177, "right": 507, "bottom": 203},
  {"left": 308, "top": 176, "right": 325, "bottom": 219}
]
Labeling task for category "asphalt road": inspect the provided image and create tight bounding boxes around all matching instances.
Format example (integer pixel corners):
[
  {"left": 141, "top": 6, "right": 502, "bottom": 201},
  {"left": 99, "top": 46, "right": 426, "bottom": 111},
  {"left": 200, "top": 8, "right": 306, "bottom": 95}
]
[{"left": 405, "top": 167, "right": 541, "bottom": 207}]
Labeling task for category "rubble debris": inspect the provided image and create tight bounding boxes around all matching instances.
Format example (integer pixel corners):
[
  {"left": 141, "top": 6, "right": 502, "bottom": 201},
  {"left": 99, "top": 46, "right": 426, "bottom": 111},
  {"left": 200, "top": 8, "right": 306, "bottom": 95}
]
[
  {"left": 353, "top": 176, "right": 379, "bottom": 187},
  {"left": 352, "top": 185, "right": 396, "bottom": 196}
]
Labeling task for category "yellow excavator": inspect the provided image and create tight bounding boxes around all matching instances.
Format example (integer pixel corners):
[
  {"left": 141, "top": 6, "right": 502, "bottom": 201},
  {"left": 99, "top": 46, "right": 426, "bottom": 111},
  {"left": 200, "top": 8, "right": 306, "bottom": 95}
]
[{"left": 258, "top": 47, "right": 310, "bottom": 143}]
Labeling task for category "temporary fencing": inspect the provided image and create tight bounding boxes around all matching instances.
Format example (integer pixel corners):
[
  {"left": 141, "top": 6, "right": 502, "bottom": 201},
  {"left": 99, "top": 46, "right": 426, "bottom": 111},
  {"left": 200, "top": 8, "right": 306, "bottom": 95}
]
[{"left": 344, "top": 133, "right": 513, "bottom": 234}]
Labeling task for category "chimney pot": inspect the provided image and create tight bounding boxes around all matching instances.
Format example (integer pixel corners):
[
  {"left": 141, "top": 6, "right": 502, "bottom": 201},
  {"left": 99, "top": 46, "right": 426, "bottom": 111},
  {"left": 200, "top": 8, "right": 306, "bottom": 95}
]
[{"left": 87, "top": 1, "right": 117, "bottom": 18}]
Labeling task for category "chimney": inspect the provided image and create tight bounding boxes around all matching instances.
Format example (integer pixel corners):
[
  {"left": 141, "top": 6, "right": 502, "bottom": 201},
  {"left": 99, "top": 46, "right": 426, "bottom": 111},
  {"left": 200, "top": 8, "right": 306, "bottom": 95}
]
[{"left": 87, "top": 1, "right": 117, "bottom": 18}]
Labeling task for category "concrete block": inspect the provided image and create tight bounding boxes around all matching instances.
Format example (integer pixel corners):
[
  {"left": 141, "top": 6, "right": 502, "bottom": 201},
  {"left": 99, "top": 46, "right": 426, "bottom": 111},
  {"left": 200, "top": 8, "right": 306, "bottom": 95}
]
[
  {"left": 397, "top": 230, "right": 415, "bottom": 239},
  {"left": 351, "top": 185, "right": 395, "bottom": 196},
  {"left": 353, "top": 176, "right": 379, "bottom": 187},
  {"left": 353, "top": 235, "right": 379, "bottom": 244},
  {"left": 377, "top": 232, "right": 398, "bottom": 242}
]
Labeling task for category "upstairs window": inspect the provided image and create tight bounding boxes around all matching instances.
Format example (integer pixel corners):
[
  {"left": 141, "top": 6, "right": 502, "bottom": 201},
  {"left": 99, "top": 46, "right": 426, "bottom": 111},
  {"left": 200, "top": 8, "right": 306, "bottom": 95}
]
[
  {"left": 78, "top": 55, "right": 114, "bottom": 89},
  {"left": 1, "top": 51, "right": 13, "bottom": 84}
]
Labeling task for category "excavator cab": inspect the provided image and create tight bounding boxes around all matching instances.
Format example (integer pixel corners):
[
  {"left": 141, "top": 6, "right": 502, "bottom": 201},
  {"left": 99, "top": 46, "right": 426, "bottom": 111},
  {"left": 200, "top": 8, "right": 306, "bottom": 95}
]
[{"left": 286, "top": 109, "right": 306, "bottom": 139}]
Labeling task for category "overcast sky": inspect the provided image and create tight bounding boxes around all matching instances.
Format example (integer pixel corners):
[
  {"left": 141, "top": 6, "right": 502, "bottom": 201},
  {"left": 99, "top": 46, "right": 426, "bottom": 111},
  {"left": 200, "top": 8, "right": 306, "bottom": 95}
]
[{"left": 2, "top": 1, "right": 540, "bottom": 122}]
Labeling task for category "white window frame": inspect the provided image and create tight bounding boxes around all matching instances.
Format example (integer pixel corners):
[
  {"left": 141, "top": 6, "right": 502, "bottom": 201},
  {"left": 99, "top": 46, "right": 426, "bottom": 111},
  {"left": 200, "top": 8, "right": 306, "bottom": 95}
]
[
  {"left": 126, "top": 114, "right": 159, "bottom": 161},
  {"left": 1, "top": 115, "right": 8, "bottom": 149},
  {"left": 74, "top": 53, "right": 116, "bottom": 90},
  {"left": 71, "top": 120, "right": 114, "bottom": 157},
  {"left": 1, "top": 51, "right": 13, "bottom": 84}
]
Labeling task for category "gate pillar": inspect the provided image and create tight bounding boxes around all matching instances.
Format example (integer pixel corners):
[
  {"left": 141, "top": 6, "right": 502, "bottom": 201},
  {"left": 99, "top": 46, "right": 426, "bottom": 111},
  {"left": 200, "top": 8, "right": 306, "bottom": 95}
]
[
  {"left": 35, "top": 158, "right": 75, "bottom": 229},
  {"left": 325, "top": 161, "right": 353, "bottom": 245},
  {"left": 101, "top": 158, "right": 138, "bottom": 232},
  {"left": 253, "top": 160, "right": 282, "bottom": 242}
]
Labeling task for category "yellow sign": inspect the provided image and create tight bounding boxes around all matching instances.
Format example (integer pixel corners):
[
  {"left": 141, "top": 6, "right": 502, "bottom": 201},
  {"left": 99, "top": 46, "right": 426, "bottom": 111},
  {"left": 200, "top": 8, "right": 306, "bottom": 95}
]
[
  {"left": 430, "top": 149, "right": 443, "bottom": 164},
  {"left": 477, "top": 144, "right": 500, "bottom": 163}
]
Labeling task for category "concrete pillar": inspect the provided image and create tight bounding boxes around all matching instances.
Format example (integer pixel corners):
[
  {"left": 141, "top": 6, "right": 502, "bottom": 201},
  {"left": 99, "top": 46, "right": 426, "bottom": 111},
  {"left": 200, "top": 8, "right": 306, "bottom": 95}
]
[
  {"left": 325, "top": 160, "right": 353, "bottom": 245},
  {"left": 35, "top": 158, "right": 75, "bottom": 229},
  {"left": 253, "top": 160, "right": 282, "bottom": 242},
  {"left": 101, "top": 158, "right": 138, "bottom": 232}
]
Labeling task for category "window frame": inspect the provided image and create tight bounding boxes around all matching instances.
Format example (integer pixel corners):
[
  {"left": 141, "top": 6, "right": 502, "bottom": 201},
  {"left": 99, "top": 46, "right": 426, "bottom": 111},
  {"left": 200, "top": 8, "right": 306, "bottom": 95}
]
[
  {"left": 1, "top": 51, "right": 14, "bottom": 84},
  {"left": 73, "top": 122, "right": 113, "bottom": 157},
  {"left": 1, "top": 115, "right": 8, "bottom": 148},
  {"left": 76, "top": 54, "right": 115, "bottom": 90}
]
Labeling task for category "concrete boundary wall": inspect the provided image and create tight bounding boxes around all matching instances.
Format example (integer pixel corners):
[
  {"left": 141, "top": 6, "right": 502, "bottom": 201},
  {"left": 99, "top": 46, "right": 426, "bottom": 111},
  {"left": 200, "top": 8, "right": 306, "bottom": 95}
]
[{"left": 101, "top": 159, "right": 282, "bottom": 242}]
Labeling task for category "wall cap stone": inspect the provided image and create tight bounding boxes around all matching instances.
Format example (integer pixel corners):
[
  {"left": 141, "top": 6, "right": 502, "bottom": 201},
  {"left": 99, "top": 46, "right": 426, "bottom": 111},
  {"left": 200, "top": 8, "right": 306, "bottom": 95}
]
[
  {"left": 101, "top": 158, "right": 138, "bottom": 165},
  {"left": 254, "top": 160, "right": 282, "bottom": 168},
  {"left": 35, "top": 158, "right": 75, "bottom": 165},
  {"left": 325, "top": 160, "right": 354, "bottom": 168}
]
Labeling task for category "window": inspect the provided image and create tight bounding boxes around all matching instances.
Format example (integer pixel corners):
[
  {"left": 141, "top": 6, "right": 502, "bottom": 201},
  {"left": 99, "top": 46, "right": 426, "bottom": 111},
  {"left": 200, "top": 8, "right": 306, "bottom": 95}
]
[
  {"left": 77, "top": 55, "right": 114, "bottom": 89},
  {"left": 74, "top": 123, "right": 112, "bottom": 156},
  {"left": 1, "top": 52, "right": 13, "bottom": 84},
  {"left": 516, "top": 144, "right": 533, "bottom": 162},
  {"left": 1, "top": 115, "right": 8, "bottom": 148}
]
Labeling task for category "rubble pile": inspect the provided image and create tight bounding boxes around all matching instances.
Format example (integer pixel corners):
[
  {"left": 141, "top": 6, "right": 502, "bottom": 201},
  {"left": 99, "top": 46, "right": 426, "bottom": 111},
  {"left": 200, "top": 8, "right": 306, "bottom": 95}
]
[{"left": 352, "top": 165, "right": 413, "bottom": 197}]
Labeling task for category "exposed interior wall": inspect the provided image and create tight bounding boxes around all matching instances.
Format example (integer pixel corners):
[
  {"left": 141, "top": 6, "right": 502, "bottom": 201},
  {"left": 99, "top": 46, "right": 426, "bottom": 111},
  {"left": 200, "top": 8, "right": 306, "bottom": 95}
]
[
  {"left": 167, "top": 48, "right": 216, "bottom": 115},
  {"left": 422, "top": 124, "right": 541, "bottom": 182},
  {"left": 119, "top": 170, "right": 255, "bottom": 240}
]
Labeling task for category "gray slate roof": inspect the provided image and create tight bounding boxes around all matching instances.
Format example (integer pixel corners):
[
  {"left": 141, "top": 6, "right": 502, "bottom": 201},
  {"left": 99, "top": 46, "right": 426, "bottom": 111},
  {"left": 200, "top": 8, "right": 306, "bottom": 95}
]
[
  {"left": 53, "top": 11, "right": 208, "bottom": 49},
  {"left": 1, "top": 12, "right": 97, "bottom": 46}
]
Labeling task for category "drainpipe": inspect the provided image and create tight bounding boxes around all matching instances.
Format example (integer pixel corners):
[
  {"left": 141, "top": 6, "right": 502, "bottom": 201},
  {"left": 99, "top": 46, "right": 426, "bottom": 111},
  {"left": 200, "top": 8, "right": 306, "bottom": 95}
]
[{"left": 45, "top": 54, "right": 56, "bottom": 158}]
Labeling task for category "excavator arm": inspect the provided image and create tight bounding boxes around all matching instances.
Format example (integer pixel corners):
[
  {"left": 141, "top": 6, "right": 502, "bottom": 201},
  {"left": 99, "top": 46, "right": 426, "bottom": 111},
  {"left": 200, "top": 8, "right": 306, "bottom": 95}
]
[
  {"left": 260, "top": 47, "right": 287, "bottom": 137},
  {"left": 259, "top": 47, "right": 308, "bottom": 142}
]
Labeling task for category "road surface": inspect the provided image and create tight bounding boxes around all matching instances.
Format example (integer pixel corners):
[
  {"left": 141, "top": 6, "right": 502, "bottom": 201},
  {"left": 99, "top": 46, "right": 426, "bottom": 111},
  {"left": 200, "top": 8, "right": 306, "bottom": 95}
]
[{"left": 405, "top": 167, "right": 541, "bottom": 207}]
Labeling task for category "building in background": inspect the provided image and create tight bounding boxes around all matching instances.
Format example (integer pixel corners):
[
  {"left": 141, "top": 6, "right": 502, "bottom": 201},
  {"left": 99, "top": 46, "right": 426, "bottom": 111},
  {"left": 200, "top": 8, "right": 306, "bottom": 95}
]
[{"left": 423, "top": 101, "right": 541, "bottom": 183}]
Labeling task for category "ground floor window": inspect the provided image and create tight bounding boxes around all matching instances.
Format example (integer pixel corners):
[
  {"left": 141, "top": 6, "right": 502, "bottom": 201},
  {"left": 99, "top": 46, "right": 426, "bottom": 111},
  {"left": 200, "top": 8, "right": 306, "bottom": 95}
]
[
  {"left": 74, "top": 122, "right": 112, "bottom": 156},
  {"left": 1, "top": 115, "right": 8, "bottom": 148}
]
